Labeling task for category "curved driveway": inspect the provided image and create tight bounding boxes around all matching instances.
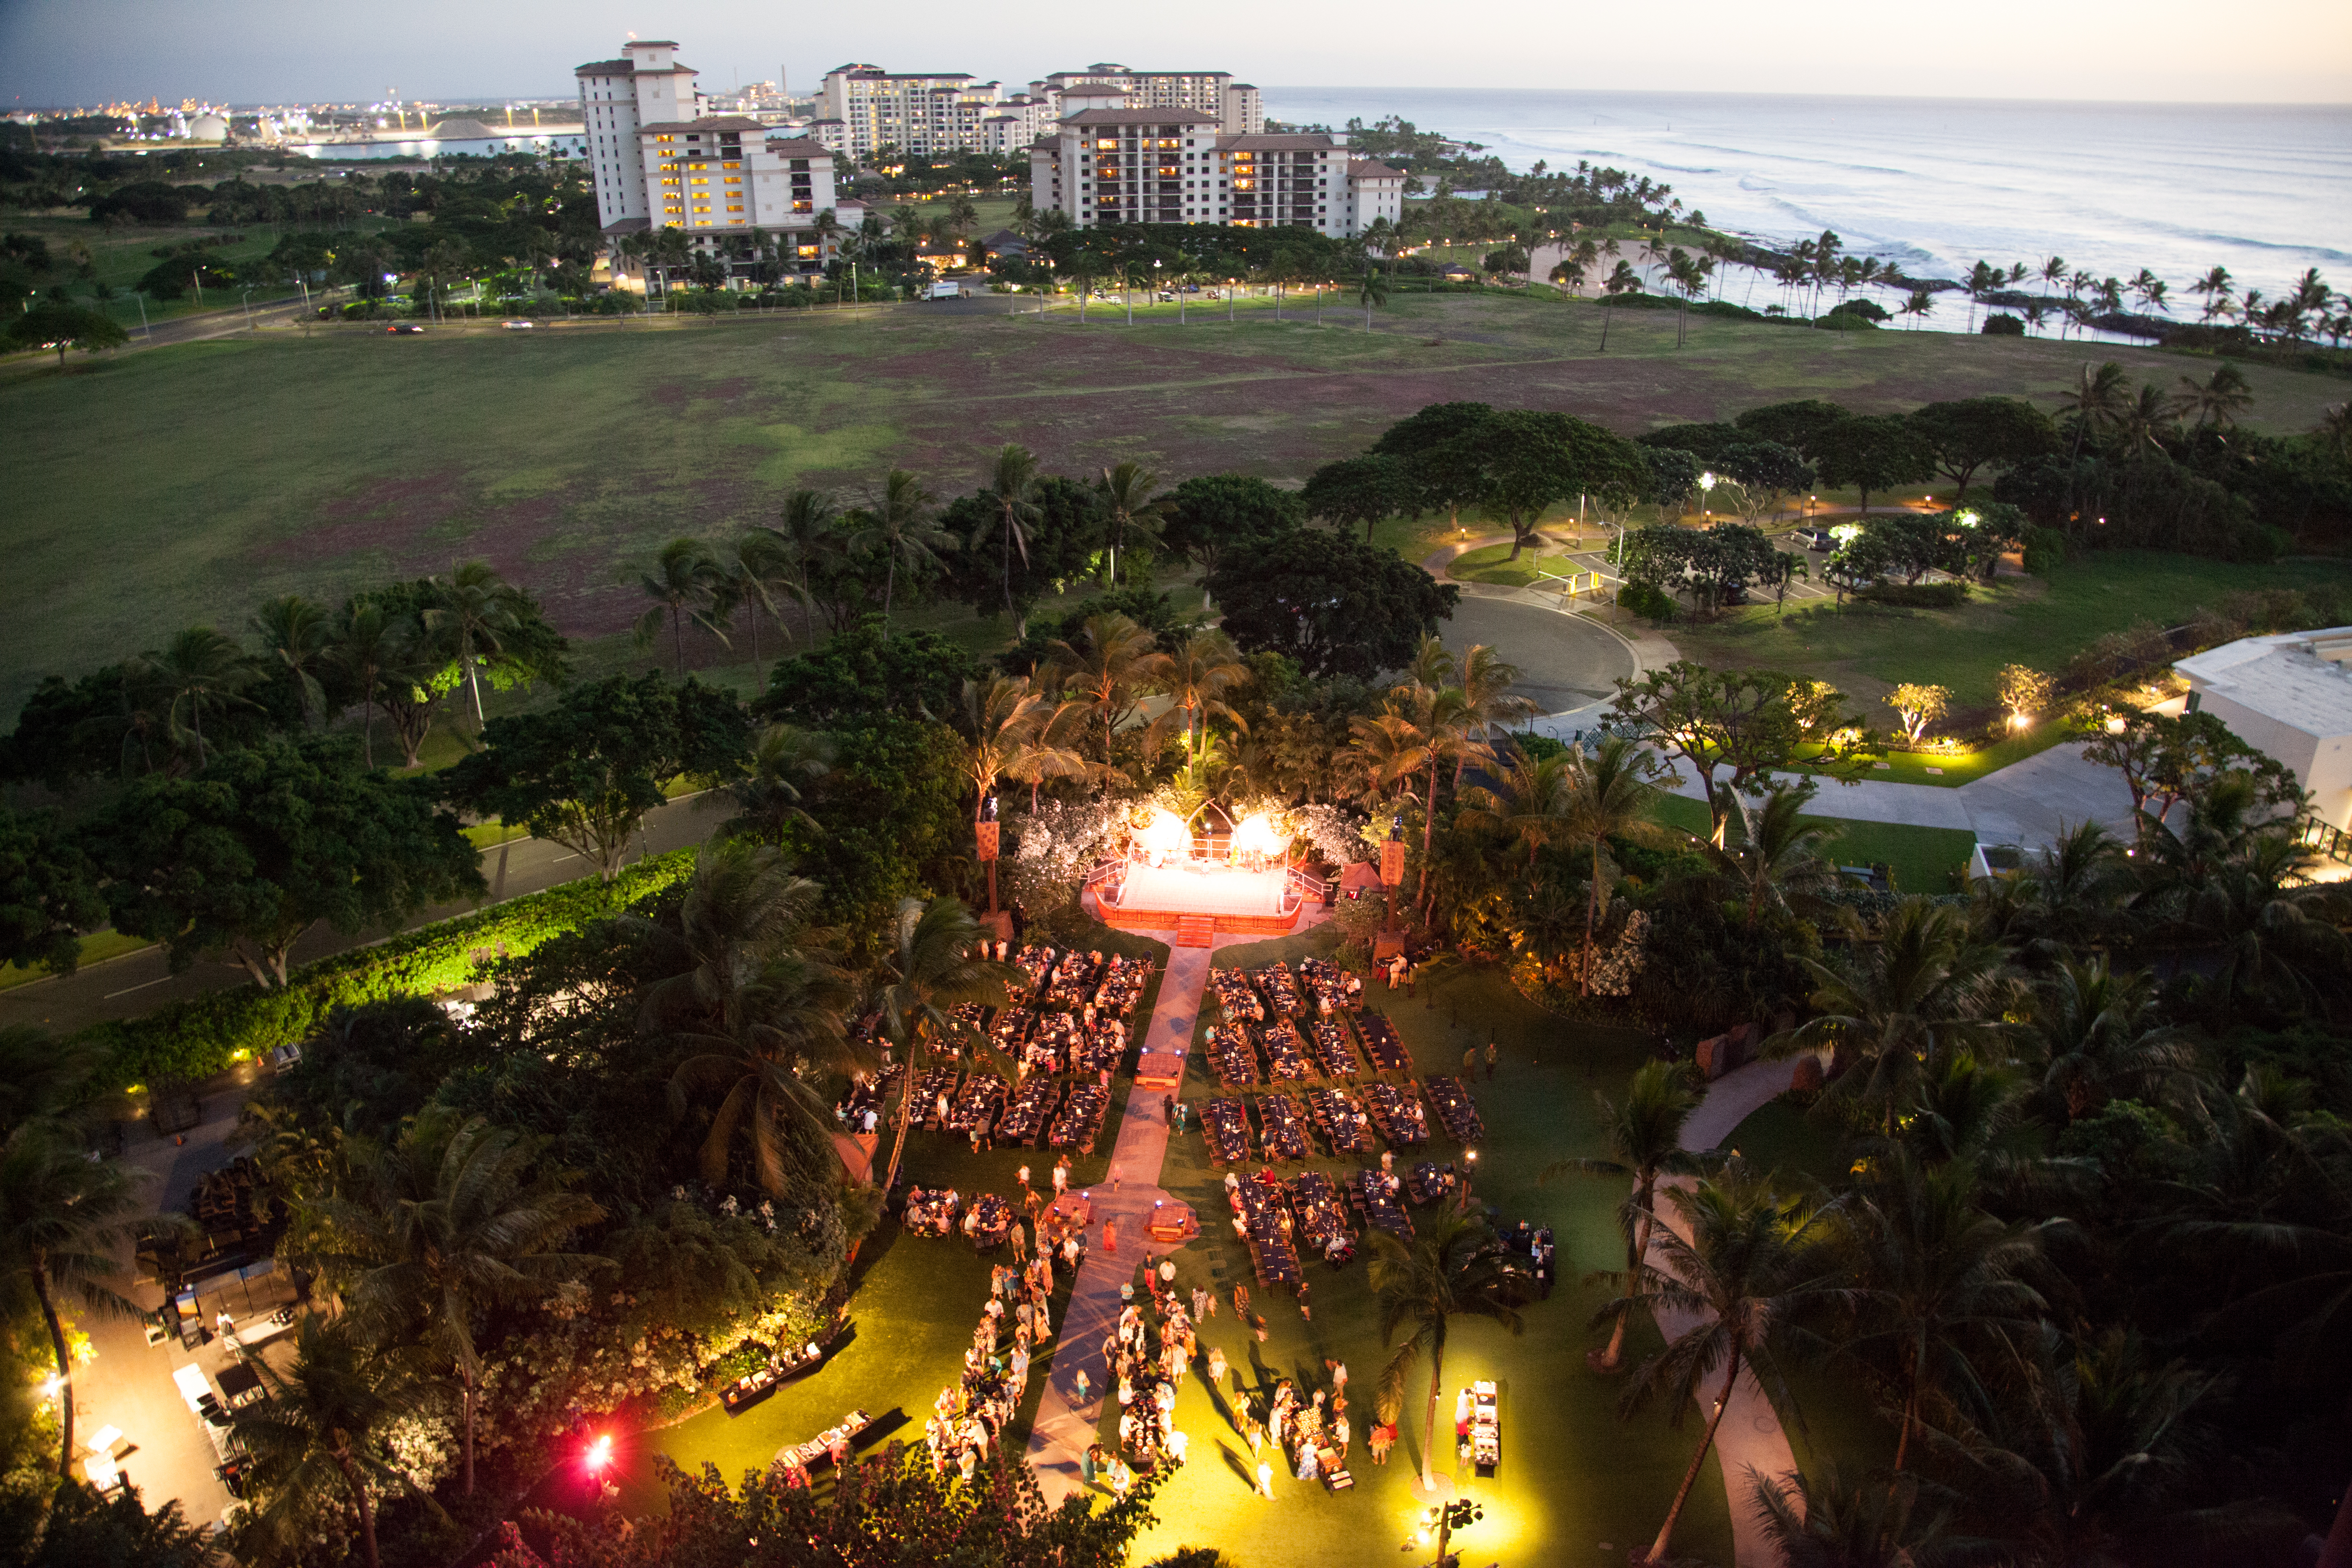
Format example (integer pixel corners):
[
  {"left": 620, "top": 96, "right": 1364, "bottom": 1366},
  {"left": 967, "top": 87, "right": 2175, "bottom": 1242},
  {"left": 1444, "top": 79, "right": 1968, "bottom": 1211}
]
[{"left": 1445, "top": 591, "right": 1638, "bottom": 715}]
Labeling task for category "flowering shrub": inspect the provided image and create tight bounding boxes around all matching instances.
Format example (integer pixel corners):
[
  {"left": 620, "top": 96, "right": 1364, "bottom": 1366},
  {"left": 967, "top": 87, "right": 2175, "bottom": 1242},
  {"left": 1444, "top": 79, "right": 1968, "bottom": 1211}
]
[
  {"left": 1287, "top": 801, "right": 1367, "bottom": 872},
  {"left": 1512, "top": 908, "right": 1651, "bottom": 1009},
  {"left": 1003, "top": 796, "right": 1131, "bottom": 913}
]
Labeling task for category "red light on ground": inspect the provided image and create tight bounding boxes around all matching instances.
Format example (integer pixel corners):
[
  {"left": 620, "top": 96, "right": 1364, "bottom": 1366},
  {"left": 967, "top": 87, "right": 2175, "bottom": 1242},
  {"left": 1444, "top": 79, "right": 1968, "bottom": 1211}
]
[{"left": 585, "top": 1434, "right": 614, "bottom": 1473}]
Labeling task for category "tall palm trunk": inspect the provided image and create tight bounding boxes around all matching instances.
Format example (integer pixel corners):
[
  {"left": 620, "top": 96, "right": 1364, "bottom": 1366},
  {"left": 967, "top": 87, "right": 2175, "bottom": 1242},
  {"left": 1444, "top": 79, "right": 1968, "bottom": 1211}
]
[
  {"left": 1417, "top": 763, "right": 1439, "bottom": 906},
  {"left": 1418, "top": 1340, "right": 1446, "bottom": 1491},
  {"left": 460, "top": 1368, "right": 478, "bottom": 1494},
  {"left": 334, "top": 1441, "right": 383, "bottom": 1568},
  {"left": 671, "top": 609, "right": 687, "bottom": 679},
  {"left": 1580, "top": 839, "right": 1606, "bottom": 997},
  {"left": 1645, "top": 1349, "right": 1741, "bottom": 1564},
  {"left": 883, "top": 557, "right": 897, "bottom": 631},
  {"left": 1893, "top": 1339, "right": 1921, "bottom": 1472},
  {"left": 1595, "top": 1182, "right": 1655, "bottom": 1371},
  {"left": 466, "top": 652, "right": 487, "bottom": 725},
  {"left": 34, "top": 1262, "right": 72, "bottom": 1477}
]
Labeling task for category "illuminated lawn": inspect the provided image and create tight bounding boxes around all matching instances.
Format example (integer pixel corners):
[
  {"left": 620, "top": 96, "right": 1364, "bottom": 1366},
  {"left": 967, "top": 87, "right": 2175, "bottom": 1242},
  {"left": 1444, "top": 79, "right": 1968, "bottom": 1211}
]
[
  {"left": 1650, "top": 793, "right": 1978, "bottom": 895},
  {"left": 1113, "top": 925, "right": 1739, "bottom": 1568},
  {"left": 612, "top": 927, "right": 1166, "bottom": 1507}
]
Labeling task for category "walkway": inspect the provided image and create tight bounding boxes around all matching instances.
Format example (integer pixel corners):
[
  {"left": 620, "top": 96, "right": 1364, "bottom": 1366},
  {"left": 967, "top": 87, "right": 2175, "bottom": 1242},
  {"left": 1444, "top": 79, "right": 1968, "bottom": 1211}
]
[
  {"left": 1023, "top": 941, "right": 1209, "bottom": 1501},
  {"left": 1647, "top": 1056, "right": 1812, "bottom": 1568},
  {"left": 1644, "top": 738, "right": 2137, "bottom": 848},
  {"left": 1419, "top": 529, "right": 1681, "bottom": 717}
]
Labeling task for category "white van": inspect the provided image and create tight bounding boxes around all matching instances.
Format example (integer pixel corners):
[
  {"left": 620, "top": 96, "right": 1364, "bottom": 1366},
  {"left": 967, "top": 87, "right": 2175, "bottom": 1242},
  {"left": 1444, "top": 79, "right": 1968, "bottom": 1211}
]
[{"left": 926, "top": 281, "right": 965, "bottom": 301}]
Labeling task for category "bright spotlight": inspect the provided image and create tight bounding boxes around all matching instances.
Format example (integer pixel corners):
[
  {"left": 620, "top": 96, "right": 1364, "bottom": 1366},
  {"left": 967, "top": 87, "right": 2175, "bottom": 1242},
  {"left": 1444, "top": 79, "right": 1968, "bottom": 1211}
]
[{"left": 585, "top": 1434, "right": 614, "bottom": 1473}]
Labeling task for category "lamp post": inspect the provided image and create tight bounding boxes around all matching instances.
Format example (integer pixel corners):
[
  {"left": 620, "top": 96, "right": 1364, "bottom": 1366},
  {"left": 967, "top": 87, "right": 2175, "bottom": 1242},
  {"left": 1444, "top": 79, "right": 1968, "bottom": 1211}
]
[{"left": 1698, "top": 469, "right": 1715, "bottom": 524}]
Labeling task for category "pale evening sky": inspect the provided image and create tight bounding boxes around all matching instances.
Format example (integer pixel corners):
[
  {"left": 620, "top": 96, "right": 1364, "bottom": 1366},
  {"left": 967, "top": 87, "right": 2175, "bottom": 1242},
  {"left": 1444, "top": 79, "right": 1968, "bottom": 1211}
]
[{"left": 2, "top": 0, "right": 2346, "bottom": 108}]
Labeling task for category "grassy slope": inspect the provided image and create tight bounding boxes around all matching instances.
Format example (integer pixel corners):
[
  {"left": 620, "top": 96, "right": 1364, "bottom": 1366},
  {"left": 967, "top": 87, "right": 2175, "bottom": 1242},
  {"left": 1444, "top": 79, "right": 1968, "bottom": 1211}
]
[
  {"left": 7, "top": 211, "right": 399, "bottom": 327},
  {"left": 5, "top": 288, "right": 2346, "bottom": 720}
]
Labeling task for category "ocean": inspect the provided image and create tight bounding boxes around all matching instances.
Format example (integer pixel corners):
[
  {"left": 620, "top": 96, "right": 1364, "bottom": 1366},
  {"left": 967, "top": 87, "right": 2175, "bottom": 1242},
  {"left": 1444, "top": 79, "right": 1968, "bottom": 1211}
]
[{"left": 1260, "top": 87, "right": 2351, "bottom": 313}]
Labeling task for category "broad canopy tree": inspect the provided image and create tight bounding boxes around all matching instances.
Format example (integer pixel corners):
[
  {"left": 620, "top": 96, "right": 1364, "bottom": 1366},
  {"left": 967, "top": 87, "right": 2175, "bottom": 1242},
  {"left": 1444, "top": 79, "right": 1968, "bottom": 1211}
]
[
  {"left": 87, "top": 733, "right": 483, "bottom": 989},
  {"left": 1910, "top": 395, "right": 2058, "bottom": 498},
  {"left": 443, "top": 673, "right": 751, "bottom": 882},
  {"left": 1159, "top": 473, "right": 1304, "bottom": 603},
  {"left": 1609, "top": 661, "right": 1870, "bottom": 843},
  {"left": 1210, "top": 531, "right": 1459, "bottom": 678},
  {"left": 1811, "top": 413, "right": 1939, "bottom": 517}
]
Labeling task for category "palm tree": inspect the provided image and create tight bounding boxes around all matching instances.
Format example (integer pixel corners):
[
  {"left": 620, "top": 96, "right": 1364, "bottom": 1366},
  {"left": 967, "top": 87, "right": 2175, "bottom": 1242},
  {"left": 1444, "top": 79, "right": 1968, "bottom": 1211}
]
[
  {"left": 717, "top": 724, "right": 836, "bottom": 843},
  {"left": 728, "top": 529, "right": 808, "bottom": 675},
  {"left": 1366, "top": 1198, "right": 1529, "bottom": 1493},
  {"left": 423, "top": 560, "right": 523, "bottom": 727},
  {"left": 137, "top": 625, "right": 259, "bottom": 766},
  {"left": 974, "top": 444, "right": 1045, "bottom": 632},
  {"left": 250, "top": 593, "right": 334, "bottom": 728},
  {"left": 1705, "top": 781, "right": 1849, "bottom": 929},
  {"left": 1560, "top": 736, "right": 1674, "bottom": 995},
  {"left": 634, "top": 537, "right": 732, "bottom": 678},
  {"left": 1455, "top": 643, "right": 1538, "bottom": 776},
  {"left": 1834, "top": 1150, "right": 2057, "bottom": 1473},
  {"left": 1006, "top": 697, "right": 1093, "bottom": 813},
  {"left": 1541, "top": 1061, "right": 1709, "bottom": 1371},
  {"left": 331, "top": 1107, "right": 606, "bottom": 1496},
  {"left": 959, "top": 673, "right": 1046, "bottom": 826},
  {"left": 231, "top": 1315, "right": 438, "bottom": 1568},
  {"left": 1357, "top": 259, "right": 1389, "bottom": 330},
  {"left": 643, "top": 845, "right": 855, "bottom": 1192},
  {"left": 1768, "top": 898, "right": 2009, "bottom": 1133},
  {"left": 328, "top": 600, "right": 402, "bottom": 768},
  {"left": 754, "top": 489, "right": 841, "bottom": 647},
  {"left": 2173, "top": 363, "right": 2254, "bottom": 431},
  {"left": 1750, "top": 1463, "right": 1980, "bottom": 1568},
  {"left": 1099, "top": 460, "right": 1172, "bottom": 588},
  {"left": 872, "top": 896, "right": 1014, "bottom": 1192},
  {"left": 1146, "top": 627, "right": 1251, "bottom": 766},
  {"left": 2015, "top": 956, "right": 2197, "bottom": 1122},
  {"left": 1598, "top": 258, "right": 1641, "bottom": 351},
  {"left": 2190, "top": 265, "right": 2234, "bottom": 324},
  {"left": 847, "top": 468, "right": 954, "bottom": 630},
  {"left": 1047, "top": 612, "right": 1169, "bottom": 769},
  {"left": 1616, "top": 1175, "right": 1840, "bottom": 1566},
  {"left": 0, "top": 1134, "right": 153, "bottom": 1475},
  {"left": 1457, "top": 747, "right": 1575, "bottom": 867}
]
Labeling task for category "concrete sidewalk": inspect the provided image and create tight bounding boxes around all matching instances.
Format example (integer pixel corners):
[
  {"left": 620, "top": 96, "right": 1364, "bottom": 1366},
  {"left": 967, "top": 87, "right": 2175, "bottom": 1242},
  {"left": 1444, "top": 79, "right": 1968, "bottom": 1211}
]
[{"left": 1648, "top": 1056, "right": 1812, "bottom": 1568}]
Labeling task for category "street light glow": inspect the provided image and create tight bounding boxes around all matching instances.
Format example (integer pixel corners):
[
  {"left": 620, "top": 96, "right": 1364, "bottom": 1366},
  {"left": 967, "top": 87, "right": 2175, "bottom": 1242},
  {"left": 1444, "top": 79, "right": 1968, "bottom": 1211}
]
[{"left": 585, "top": 1433, "right": 614, "bottom": 1472}]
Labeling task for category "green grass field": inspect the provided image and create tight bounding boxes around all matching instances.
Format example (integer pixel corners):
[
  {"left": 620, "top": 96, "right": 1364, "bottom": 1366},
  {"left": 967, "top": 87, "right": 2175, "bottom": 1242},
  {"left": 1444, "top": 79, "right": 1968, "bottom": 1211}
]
[
  {"left": 1120, "top": 924, "right": 1741, "bottom": 1568},
  {"left": 7, "top": 283, "right": 2347, "bottom": 721},
  {"left": 4, "top": 211, "right": 399, "bottom": 330},
  {"left": 1651, "top": 793, "right": 1980, "bottom": 893},
  {"left": 1667, "top": 551, "right": 2352, "bottom": 711}
]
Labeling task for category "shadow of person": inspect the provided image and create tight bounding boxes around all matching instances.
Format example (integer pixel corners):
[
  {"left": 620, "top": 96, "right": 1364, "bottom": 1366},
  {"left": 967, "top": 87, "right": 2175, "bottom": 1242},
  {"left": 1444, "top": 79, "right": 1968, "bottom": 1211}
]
[{"left": 1217, "top": 1440, "right": 1254, "bottom": 1488}]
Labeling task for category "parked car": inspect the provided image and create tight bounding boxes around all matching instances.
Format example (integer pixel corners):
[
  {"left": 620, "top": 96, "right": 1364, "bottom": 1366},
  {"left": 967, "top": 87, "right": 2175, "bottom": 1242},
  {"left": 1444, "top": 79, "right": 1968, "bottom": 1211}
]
[
  {"left": 1792, "top": 528, "right": 1834, "bottom": 551},
  {"left": 385, "top": 323, "right": 425, "bottom": 334},
  {"left": 500, "top": 318, "right": 534, "bottom": 329}
]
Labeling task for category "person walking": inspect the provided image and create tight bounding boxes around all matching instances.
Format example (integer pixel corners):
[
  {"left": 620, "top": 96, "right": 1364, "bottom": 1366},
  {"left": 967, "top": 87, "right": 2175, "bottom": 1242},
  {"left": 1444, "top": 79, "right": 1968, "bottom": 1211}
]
[
  {"left": 1103, "top": 1218, "right": 1118, "bottom": 1255},
  {"left": 1075, "top": 1368, "right": 1091, "bottom": 1405},
  {"left": 1207, "top": 1345, "right": 1227, "bottom": 1388},
  {"left": 1485, "top": 1040, "right": 1498, "bottom": 1080},
  {"left": 1462, "top": 1046, "right": 1478, "bottom": 1079},
  {"left": 1257, "top": 1457, "right": 1276, "bottom": 1498}
]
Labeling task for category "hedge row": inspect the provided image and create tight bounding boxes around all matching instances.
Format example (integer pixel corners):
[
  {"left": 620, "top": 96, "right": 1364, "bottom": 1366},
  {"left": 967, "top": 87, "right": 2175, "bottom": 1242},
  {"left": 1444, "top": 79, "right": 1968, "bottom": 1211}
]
[{"left": 83, "top": 851, "right": 696, "bottom": 1091}]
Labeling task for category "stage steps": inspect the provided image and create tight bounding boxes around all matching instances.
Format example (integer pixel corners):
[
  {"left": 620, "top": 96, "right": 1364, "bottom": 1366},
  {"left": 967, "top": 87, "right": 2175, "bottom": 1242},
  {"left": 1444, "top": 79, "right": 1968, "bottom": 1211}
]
[{"left": 1175, "top": 915, "right": 1217, "bottom": 948}]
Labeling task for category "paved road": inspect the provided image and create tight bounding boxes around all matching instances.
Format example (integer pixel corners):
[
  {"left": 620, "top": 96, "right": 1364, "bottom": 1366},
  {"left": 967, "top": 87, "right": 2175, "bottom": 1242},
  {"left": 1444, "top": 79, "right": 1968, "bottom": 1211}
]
[{"left": 0, "top": 793, "right": 722, "bottom": 1037}]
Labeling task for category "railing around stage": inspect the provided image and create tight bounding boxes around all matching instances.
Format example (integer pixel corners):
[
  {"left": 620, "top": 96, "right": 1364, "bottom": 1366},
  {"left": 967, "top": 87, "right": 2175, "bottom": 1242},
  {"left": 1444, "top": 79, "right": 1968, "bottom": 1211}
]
[{"left": 1088, "top": 845, "right": 1323, "bottom": 919}]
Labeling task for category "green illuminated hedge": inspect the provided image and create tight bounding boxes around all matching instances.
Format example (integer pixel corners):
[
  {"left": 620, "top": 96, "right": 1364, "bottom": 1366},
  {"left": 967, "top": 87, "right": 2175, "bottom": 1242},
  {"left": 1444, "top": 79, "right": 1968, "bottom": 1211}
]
[{"left": 83, "top": 851, "right": 695, "bottom": 1091}]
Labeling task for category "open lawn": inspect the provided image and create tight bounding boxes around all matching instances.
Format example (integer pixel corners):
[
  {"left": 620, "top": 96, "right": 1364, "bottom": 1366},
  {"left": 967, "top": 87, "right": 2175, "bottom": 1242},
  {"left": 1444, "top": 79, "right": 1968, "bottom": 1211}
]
[
  {"left": 4, "top": 211, "right": 398, "bottom": 329},
  {"left": 1119, "top": 923, "right": 1741, "bottom": 1568},
  {"left": 1651, "top": 793, "right": 1980, "bottom": 893},
  {"left": 610, "top": 926, "right": 1170, "bottom": 1509},
  {"left": 5, "top": 286, "right": 2346, "bottom": 720},
  {"left": 1665, "top": 550, "right": 2352, "bottom": 711}
]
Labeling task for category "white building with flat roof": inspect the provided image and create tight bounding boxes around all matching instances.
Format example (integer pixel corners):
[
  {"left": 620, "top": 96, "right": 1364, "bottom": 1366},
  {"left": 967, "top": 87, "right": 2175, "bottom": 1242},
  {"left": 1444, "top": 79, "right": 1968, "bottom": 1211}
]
[
  {"left": 2175, "top": 626, "right": 2352, "bottom": 830},
  {"left": 1031, "top": 65, "right": 1261, "bottom": 137}
]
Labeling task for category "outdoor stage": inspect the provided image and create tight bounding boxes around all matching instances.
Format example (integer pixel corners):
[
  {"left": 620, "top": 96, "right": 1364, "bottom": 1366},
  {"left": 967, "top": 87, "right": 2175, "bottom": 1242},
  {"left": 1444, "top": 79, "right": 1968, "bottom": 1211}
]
[{"left": 1089, "top": 856, "right": 1318, "bottom": 944}]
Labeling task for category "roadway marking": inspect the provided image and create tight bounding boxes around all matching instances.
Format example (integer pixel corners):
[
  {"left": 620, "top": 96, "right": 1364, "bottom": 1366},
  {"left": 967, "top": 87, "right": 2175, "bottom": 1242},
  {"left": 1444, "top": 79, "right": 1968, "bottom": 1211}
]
[{"left": 103, "top": 975, "right": 176, "bottom": 1000}]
